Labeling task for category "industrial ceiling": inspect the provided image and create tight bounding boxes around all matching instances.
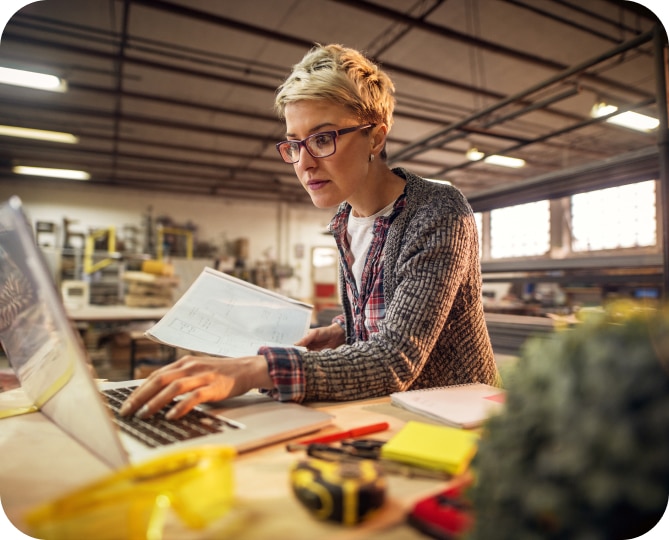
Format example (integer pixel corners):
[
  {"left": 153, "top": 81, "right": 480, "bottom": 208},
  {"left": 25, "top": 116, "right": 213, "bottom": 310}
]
[{"left": 0, "top": 0, "right": 665, "bottom": 207}]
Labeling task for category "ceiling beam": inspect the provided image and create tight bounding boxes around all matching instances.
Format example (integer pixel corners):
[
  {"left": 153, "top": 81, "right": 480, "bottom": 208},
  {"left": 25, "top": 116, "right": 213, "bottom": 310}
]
[
  {"left": 468, "top": 146, "right": 659, "bottom": 212},
  {"left": 389, "top": 29, "right": 654, "bottom": 163}
]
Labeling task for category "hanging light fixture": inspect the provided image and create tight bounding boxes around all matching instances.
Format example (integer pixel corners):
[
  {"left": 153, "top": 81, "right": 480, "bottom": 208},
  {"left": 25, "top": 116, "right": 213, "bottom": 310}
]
[
  {"left": 466, "top": 148, "right": 485, "bottom": 161},
  {"left": 482, "top": 154, "right": 526, "bottom": 168},
  {"left": 466, "top": 148, "right": 525, "bottom": 168},
  {"left": 0, "top": 67, "right": 67, "bottom": 92},
  {"left": 591, "top": 102, "right": 659, "bottom": 132},
  {"left": 13, "top": 165, "right": 90, "bottom": 180},
  {"left": 0, "top": 125, "right": 78, "bottom": 143}
]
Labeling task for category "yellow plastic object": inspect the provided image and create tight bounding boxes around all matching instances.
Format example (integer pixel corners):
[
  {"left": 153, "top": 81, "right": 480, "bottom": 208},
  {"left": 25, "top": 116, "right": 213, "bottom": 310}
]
[
  {"left": 24, "top": 446, "right": 236, "bottom": 540},
  {"left": 141, "top": 259, "right": 175, "bottom": 276}
]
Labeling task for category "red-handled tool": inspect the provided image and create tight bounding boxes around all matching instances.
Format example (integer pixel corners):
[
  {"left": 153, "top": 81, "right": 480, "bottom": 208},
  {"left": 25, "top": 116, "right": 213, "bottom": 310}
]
[{"left": 286, "top": 422, "right": 389, "bottom": 451}]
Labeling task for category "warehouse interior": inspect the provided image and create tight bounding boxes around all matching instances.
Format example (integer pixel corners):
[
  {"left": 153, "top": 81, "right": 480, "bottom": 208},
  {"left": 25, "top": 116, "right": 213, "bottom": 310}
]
[{"left": 2, "top": 3, "right": 669, "bottom": 538}]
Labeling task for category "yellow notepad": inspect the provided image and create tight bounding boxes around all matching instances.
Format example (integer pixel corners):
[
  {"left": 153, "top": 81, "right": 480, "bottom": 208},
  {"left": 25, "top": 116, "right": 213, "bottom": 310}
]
[{"left": 380, "top": 421, "right": 479, "bottom": 476}]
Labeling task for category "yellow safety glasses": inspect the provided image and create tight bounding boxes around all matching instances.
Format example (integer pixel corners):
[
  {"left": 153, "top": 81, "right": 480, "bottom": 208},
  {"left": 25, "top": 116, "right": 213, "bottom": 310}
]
[{"left": 24, "top": 446, "right": 237, "bottom": 540}]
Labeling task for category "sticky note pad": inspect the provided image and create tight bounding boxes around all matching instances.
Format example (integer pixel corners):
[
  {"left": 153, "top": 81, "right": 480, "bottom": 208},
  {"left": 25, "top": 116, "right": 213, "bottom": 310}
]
[{"left": 380, "top": 421, "right": 479, "bottom": 476}]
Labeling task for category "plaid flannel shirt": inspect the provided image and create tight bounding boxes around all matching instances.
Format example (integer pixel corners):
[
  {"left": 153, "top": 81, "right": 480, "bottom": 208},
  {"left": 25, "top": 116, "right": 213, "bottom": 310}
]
[{"left": 259, "top": 195, "right": 406, "bottom": 401}]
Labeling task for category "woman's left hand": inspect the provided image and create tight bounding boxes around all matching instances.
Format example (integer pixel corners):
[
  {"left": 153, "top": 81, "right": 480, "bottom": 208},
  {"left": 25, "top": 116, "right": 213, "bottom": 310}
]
[
  {"left": 118, "top": 354, "right": 272, "bottom": 420},
  {"left": 295, "top": 323, "right": 345, "bottom": 351}
]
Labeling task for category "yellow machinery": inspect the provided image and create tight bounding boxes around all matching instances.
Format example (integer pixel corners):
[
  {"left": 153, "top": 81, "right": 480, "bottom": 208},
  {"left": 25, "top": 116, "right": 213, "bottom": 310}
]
[
  {"left": 84, "top": 227, "right": 117, "bottom": 274},
  {"left": 156, "top": 226, "right": 193, "bottom": 260}
]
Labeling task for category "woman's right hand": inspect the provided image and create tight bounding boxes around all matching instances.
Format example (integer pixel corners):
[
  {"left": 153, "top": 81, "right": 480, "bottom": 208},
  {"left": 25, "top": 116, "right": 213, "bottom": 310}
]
[
  {"left": 118, "top": 354, "right": 271, "bottom": 420},
  {"left": 295, "top": 323, "right": 345, "bottom": 351}
]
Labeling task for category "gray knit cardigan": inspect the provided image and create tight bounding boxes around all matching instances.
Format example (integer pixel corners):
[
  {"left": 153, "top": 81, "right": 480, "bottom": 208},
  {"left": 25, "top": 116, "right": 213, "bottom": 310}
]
[{"left": 301, "top": 168, "right": 499, "bottom": 401}]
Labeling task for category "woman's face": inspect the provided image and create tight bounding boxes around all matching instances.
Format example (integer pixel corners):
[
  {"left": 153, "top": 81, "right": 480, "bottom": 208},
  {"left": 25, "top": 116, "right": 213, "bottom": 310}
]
[{"left": 283, "top": 100, "right": 374, "bottom": 209}]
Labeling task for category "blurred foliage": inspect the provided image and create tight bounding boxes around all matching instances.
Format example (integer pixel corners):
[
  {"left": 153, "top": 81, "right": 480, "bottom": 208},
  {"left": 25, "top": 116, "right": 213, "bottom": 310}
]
[{"left": 467, "top": 301, "right": 669, "bottom": 540}]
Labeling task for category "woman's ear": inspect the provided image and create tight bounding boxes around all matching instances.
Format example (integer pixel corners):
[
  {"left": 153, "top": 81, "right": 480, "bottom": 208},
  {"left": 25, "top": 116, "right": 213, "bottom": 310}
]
[{"left": 371, "top": 124, "right": 388, "bottom": 155}]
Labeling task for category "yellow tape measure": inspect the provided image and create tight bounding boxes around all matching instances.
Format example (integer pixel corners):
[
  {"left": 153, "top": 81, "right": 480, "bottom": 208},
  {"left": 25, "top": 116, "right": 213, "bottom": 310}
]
[{"left": 290, "top": 457, "right": 386, "bottom": 525}]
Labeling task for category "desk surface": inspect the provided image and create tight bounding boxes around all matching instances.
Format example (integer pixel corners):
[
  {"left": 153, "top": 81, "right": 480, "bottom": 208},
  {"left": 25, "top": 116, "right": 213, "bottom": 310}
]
[{"left": 0, "top": 396, "right": 454, "bottom": 539}]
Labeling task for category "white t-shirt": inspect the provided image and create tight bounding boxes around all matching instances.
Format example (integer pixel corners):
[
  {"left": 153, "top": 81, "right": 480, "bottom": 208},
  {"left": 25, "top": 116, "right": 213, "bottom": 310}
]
[{"left": 347, "top": 200, "right": 396, "bottom": 289}]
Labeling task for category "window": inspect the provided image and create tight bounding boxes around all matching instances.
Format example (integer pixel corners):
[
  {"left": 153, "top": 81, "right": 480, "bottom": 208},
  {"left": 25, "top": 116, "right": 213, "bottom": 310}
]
[
  {"left": 571, "top": 180, "right": 656, "bottom": 251},
  {"left": 490, "top": 201, "right": 550, "bottom": 258}
]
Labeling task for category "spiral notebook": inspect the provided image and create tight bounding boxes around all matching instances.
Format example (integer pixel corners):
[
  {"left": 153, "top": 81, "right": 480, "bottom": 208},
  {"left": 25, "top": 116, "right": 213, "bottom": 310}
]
[{"left": 390, "top": 383, "right": 506, "bottom": 429}]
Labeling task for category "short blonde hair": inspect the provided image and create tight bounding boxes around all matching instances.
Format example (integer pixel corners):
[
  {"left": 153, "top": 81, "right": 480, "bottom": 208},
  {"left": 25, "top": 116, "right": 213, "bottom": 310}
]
[{"left": 274, "top": 44, "right": 395, "bottom": 131}]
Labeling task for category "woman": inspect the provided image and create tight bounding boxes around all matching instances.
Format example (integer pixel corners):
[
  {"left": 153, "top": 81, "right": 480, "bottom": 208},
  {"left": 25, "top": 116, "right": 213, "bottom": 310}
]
[{"left": 121, "top": 44, "right": 499, "bottom": 420}]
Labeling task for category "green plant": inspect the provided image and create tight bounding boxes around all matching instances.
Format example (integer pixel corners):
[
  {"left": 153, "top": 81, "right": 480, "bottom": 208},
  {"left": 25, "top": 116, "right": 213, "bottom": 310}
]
[{"left": 468, "top": 302, "right": 669, "bottom": 540}]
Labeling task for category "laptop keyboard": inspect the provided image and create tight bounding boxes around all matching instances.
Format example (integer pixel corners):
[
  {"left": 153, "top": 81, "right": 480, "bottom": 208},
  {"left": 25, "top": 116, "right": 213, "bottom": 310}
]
[{"left": 102, "top": 386, "right": 233, "bottom": 448}]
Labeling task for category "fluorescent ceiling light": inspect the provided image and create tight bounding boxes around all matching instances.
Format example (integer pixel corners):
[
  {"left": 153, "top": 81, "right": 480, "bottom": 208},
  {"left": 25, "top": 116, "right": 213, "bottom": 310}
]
[
  {"left": 13, "top": 165, "right": 90, "bottom": 180},
  {"left": 466, "top": 148, "right": 525, "bottom": 168},
  {"left": 0, "top": 67, "right": 67, "bottom": 92},
  {"left": 483, "top": 154, "right": 526, "bottom": 168},
  {"left": 591, "top": 102, "right": 659, "bottom": 132},
  {"left": 0, "top": 125, "right": 78, "bottom": 144}
]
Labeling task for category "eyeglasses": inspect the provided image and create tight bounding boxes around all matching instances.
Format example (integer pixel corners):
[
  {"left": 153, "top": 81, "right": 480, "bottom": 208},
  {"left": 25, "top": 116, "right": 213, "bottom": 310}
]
[{"left": 276, "top": 124, "right": 375, "bottom": 164}]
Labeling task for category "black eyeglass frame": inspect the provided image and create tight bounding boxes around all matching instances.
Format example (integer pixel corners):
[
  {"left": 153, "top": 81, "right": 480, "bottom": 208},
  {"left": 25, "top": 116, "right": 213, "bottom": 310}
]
[{"left": 275, "top": 124, "right": 376, "bottom": 164}]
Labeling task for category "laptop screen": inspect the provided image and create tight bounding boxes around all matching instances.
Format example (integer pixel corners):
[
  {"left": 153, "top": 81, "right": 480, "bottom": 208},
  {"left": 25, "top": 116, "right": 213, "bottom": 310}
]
[
  {"left": 0, "top": 196, "right": 128, "bottom": 468},
  {"left": 0, "top": 197, "right": 74, "bottom": 402}
]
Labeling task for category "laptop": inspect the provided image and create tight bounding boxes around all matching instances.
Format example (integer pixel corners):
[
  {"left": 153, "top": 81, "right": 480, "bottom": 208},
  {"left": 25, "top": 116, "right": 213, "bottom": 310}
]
[{"left": 0, "top": 196, "right": 333, "bottom": 468}]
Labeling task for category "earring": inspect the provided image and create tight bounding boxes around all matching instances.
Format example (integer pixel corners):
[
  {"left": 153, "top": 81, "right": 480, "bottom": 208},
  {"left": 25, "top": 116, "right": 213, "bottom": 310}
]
[{"left": 369, "top": 154, "right": 375, "bottom": 162}]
